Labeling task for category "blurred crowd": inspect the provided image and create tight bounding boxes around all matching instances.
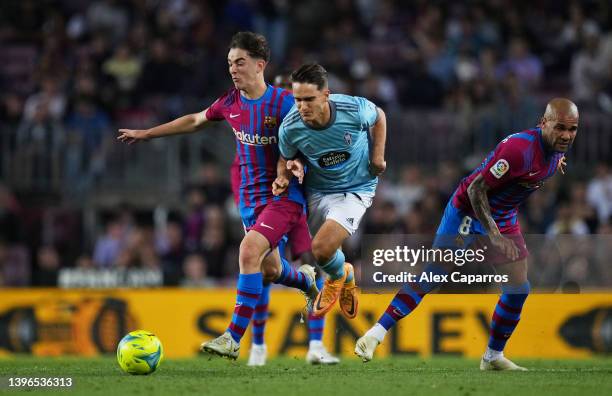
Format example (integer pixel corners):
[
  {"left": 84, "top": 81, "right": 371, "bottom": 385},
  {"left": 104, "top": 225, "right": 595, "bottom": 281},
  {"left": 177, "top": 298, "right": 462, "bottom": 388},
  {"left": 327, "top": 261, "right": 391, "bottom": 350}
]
[
  {"left": 0, "top": 0, "right": 611, "bottom": 287},
  {"left": 1, "top": 160, "right": 610, "bottom": 288}
]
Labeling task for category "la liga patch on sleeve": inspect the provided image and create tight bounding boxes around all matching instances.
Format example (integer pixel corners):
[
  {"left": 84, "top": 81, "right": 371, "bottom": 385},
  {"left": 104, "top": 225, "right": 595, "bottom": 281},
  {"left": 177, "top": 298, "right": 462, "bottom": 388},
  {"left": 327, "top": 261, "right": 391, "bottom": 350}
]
[{"left": 490, "top": 159, "right": 509, "bottom": 179}]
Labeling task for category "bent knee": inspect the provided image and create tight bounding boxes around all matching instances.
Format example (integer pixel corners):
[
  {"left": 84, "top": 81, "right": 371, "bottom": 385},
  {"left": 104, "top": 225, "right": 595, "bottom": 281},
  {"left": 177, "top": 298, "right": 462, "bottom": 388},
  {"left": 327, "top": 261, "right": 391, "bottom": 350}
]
[
  {"left": 239, "top": 239, "right": 265, "bottom": 271},
  {"left": 262, "top": 261, "right": 281, "bottom": 281}
]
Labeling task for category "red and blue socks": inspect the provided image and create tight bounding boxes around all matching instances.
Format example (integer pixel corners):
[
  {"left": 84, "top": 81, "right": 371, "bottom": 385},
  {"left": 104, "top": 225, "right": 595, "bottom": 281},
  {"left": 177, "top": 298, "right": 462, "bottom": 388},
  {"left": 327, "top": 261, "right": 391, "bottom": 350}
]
[
  {"left": 274, "top": 256, "right": 312, "bottom": 292},
  {"left": 377, "top": 284, "right": 424, "bottom": 331},
  {"left": 251, "top": 282, "right": 271, "bottom": 346},
  {"left": 308, "top": 276, "right": 326, "bottom": 344},
  {"left": 368, "top": 264, "right": 446, "bottom": 341},
  {"left": 487, "top": 281, "right": 530, "bottom": 354},
  {"left": 227, "top": 272, "right": 263, "bottom": 343}
]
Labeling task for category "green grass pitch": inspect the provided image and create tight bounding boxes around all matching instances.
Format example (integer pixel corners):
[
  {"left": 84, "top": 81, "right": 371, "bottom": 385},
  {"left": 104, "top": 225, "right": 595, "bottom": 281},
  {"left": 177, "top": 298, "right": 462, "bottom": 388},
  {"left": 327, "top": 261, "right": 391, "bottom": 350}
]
[{"left": 1, "top": 356, "right": 611, "bottom": 396}]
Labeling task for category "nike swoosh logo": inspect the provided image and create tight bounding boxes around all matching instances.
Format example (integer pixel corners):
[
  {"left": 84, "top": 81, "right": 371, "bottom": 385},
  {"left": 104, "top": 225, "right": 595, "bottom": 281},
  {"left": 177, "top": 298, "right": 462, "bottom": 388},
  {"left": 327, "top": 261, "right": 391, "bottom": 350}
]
[
  {"left": 260, "top": 222, "right": 274, "bottom": 230},
  {"left": 528, "top": 171, "right": 540, "bottom": 176},
  {"left": 230, "top": 113, "right": 240, "bottom": 118}
]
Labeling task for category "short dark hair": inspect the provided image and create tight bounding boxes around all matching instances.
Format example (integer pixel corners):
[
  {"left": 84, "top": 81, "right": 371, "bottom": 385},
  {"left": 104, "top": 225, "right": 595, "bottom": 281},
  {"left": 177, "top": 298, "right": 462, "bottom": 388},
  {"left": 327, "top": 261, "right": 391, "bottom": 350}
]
[
  {"left": 291, "top": 64, "right": 328, "bottom": 90},
  {"left": 229, "top": 31, "right": 270, "bottom": 62}
]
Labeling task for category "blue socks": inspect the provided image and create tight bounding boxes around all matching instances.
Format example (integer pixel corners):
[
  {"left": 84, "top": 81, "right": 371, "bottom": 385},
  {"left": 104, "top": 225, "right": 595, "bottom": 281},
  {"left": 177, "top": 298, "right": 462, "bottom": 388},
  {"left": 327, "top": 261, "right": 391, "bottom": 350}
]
[
  {"left": 319, "top": 250, "right": 345, "bottom": 280},
  {"left": 227, "top": 272, "right": 263, "bottom": 343},
  {"left": 488, "top": 282, "right": 530, "bottom": 351},
  {"left": 377, "top": 264, "right": 446, "bottom": 330},
  {"left": 251, "top": 282, "right": 270, "bottom": 345},
  {"left": 308, "top": 276, "right": 326, "bottom": 341},
  {"left": 273, "top": 256, "right": 312, "bottom": 292}
]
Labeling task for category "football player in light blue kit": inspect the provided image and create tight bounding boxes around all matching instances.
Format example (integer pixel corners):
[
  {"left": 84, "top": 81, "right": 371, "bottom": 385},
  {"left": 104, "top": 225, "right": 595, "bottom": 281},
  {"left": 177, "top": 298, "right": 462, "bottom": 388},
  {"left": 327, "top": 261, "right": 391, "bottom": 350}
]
[{"left": 273, "top": 63, "right": 387, "bottom": 319}]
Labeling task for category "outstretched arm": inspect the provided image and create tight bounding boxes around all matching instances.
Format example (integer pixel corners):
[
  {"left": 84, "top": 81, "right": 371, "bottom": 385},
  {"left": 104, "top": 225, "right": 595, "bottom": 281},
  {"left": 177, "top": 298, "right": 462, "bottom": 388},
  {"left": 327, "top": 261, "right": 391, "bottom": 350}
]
[
  {"left": 369, "top": 107, "right": 387, "bottom": 176},
  {"left": 117, "top": 110, "right": 212, "bottom": 144},
  {"left": 467, "top": 174, "right": 519, "bottom": 261}
]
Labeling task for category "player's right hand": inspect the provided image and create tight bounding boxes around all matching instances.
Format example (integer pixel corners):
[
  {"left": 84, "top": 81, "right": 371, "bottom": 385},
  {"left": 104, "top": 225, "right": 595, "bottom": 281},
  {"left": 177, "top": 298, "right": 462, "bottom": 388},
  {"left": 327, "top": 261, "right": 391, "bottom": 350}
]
[
  {"left": 286, "top": 159, "right": 304, "bottom": 184},
  {"left": 117, "top": 129, "right": 149, "bottom": 144},
  {"left": 272, "top": 176, "right": 290, "bottom": 196},
  {"left": 557, "top": 155, "right": 567, "bottom": 175},
  {"left": 489, "top": 233, "right": 520, "bottom": 262}
]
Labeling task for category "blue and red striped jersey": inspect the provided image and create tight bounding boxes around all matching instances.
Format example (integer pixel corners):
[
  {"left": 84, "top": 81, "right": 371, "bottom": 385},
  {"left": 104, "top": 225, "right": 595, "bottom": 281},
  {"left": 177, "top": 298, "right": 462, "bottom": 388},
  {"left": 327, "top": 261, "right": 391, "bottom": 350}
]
[
  {"left": 206, "top": 85, "right": 305, "bottom": 209},
  {"left": 452, "top": 128, "right": 564, "bottom": 233}
]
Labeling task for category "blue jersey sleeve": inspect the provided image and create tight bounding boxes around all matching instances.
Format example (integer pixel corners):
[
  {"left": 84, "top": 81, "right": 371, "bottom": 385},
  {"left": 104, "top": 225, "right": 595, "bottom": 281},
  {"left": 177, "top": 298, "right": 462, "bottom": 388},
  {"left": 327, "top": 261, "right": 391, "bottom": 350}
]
[
  {"left": 356, "top": 96, "right": 378, "bottom": 128},
  {"left": 280, "top": 93, "right": 296, "bottom": 120},
  {"left": 278, "top": 124, "right": 298, "bottom": 159}
]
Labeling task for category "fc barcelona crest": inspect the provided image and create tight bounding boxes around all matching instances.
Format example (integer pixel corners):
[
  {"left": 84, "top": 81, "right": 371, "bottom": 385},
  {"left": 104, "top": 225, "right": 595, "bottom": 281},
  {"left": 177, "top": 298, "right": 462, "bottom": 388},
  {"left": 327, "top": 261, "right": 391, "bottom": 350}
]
[
  {"left": 344, "top": 131, "right": 352, "bottom": 146},
  {"left": 264, "top": 116, "right": 277, "bottom": 128}
]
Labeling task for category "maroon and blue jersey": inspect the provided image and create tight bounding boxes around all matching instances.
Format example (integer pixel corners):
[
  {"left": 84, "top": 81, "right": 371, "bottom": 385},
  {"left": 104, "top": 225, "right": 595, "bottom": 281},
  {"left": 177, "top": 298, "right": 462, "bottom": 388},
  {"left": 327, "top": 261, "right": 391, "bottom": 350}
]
[
  {"left": 452, "top": 128, "right": 564, "bottom": 233},
  {"left": 206, "top": 85, "right": 305, "bottom": 210}
]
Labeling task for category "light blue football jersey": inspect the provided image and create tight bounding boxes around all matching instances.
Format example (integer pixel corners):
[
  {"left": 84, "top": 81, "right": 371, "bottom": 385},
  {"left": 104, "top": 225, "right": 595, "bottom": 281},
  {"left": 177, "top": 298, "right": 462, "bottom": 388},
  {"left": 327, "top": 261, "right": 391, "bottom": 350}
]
[{"left": 279, "top": 94, "right": 379, "bottom": 194}]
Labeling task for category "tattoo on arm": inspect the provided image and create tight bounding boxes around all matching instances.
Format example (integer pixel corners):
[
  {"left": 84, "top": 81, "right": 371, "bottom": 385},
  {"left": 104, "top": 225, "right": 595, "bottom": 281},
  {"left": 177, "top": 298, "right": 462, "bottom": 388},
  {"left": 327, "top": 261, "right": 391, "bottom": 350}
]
[{"left": 467, "top": 174, "right": 500, "bottom": 235}]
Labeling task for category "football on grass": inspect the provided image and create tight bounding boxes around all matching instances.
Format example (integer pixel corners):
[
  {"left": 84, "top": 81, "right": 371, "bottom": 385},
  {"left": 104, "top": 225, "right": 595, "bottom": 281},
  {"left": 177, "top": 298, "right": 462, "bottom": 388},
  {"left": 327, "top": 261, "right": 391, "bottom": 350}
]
[{"left": 117, "top": 330, "right": 164, "bottom": 375}]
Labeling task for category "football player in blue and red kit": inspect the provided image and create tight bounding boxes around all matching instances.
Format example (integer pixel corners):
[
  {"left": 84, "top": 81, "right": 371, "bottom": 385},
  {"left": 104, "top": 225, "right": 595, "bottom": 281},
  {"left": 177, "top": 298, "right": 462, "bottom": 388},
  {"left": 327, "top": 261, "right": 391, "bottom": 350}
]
[{"left": 356, "top": 98, "right": 578, "bottom": 371}]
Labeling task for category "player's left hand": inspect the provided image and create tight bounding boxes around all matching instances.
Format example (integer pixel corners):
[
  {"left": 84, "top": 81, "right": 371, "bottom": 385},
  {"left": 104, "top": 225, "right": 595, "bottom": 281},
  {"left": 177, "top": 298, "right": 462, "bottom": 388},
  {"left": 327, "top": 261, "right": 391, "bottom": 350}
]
[
  {"left": 272, "top": 176, "right": 290, "bottom": 196},
  {"left": 369, "top": 157, "right": 386, "bottom": 177},
  {"left": 287, "top": 159, "right": 305, "bottom": 184},
  {"left": 557, "top": 156, "right": 567, "bottom": 175}
]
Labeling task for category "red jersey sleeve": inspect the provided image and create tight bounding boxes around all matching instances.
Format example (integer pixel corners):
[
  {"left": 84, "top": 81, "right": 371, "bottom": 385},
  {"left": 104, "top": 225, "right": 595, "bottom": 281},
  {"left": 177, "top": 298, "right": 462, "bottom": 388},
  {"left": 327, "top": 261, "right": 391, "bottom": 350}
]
[
  {"left": 480, "top": 138, "right": 527, "bottom": 189},
  {"left": 205, "top": 92, "right": 229, "bottom": 121}
]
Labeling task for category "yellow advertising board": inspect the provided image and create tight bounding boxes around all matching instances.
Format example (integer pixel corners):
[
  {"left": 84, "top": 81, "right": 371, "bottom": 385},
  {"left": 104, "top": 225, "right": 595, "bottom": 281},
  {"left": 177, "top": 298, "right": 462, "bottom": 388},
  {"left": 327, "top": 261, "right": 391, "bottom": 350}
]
[{"left": 0, "top": 289, "right": 610, "bottom": 359}]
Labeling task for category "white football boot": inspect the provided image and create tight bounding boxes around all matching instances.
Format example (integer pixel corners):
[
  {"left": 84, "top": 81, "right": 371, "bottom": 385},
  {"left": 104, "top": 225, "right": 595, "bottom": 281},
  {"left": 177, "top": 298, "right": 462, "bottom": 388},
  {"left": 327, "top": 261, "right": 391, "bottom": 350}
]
[
  {"left": 480, "top": 355, "right": 528, "bottom": 371},
  {"left": 354, "top": 334, "right": 380, "bottom": 362},
  {"left": 306, "top": 344, "right": 340, "bottom": 365},
  {"left": 200, "top": 332, "right": 240, "bottom": 360},
  {"left": 247, "top": 344, "right": 267, "bottom": 366}
]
